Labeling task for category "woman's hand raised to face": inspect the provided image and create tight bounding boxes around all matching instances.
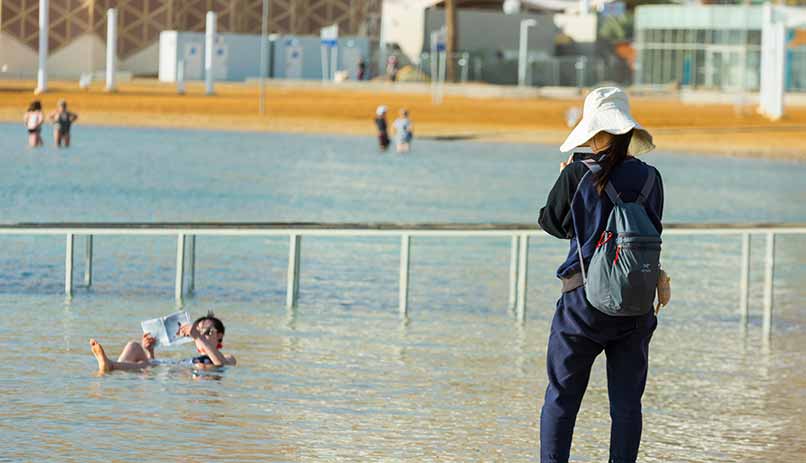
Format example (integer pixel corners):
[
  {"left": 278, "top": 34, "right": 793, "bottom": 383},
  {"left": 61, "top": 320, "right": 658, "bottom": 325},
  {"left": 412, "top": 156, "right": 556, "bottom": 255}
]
[
  {"left": 177, "top": 322, "right": 200, "bottom": 339},
  {"left": 559, "top": 152, "right": 575, "bottom": 172}
]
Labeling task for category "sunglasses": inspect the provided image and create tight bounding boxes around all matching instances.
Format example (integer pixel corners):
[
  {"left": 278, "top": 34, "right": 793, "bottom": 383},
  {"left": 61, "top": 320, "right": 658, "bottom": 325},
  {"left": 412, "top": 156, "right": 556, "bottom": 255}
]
[{"left": 200, "top": 327, "right": 218, "bottom": 337}]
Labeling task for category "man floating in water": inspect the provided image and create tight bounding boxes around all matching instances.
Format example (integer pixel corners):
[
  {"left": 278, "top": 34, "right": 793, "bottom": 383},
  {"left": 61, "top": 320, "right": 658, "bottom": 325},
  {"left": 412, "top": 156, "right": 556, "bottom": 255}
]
[{"left": 90, "top": 312, "right": 236, "bottom": 373}]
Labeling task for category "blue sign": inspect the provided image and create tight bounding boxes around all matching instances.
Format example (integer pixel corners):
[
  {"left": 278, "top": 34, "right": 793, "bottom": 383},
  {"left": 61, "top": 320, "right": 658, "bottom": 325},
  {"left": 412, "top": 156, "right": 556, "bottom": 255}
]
[
  {"left": 436, "top": 43, "right": 445, "bottom": 52},
  {"left": 320, "top": 39, "right": 338, "bottom": 47}
]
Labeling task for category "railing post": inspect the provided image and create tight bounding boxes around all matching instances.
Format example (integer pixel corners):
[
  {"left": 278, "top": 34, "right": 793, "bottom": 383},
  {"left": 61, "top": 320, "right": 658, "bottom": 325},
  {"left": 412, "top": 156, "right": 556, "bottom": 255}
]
[
  {"left": 286, "top": 234, "right": 301, "bottom": 308},
  {"left": 65, "top": 234, "right": 74, "bottom": 297},
  {"left": 399, "top": 234, "right": 411, "bottom": 317},
  {"left": 84, "top": 235, "right": 93, "bottom": 288},
  {"left": 175, "top": 234, "right": 186, "bottom": 303},
  {"left": 509, "top": 235, "right": 520, "bottom": 310},
  {"left": 516, "top": 234, "right": 529, "bottom": 323},
  {"left": 762, "top": 232, "right": 775, "bottom": 339},
  {"left": 739, "top": 233, "right": 750, "bottom": 326},
  {"left": 188, "top": 235, "right": 196, "bottom": 295}
]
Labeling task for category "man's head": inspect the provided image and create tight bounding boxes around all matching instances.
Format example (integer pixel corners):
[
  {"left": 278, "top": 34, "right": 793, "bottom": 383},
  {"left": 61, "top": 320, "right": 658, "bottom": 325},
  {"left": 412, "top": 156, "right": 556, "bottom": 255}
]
[
  {"left": 58, "top": 99, "right": 67, "bottom": 109},
  {"left": 193, "top": 311, "right": 226, "bottom": 349}
]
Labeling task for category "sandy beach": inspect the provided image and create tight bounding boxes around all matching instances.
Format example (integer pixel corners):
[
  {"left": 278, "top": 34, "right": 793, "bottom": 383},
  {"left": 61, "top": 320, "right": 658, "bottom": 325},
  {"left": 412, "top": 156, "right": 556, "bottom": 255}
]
[{"left": 3, "top": 79, "right": 805, "bottom": 160}]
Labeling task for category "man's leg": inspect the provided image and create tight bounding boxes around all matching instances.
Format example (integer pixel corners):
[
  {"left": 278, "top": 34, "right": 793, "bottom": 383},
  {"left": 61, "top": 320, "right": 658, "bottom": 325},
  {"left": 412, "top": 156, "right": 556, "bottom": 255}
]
[
  {"left": 540, "top": 293, "right": 604, "bottom": 463},
  {"left": 605, "top": 313, "right": 657, "bottom": 463}
]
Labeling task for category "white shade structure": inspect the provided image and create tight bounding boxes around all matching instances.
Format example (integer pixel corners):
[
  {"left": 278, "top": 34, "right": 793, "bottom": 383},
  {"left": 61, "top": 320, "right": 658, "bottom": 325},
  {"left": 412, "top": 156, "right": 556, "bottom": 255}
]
[
  {"left": 36, "top": 0, "right": 48, "bottom": 93},
  {"left": 759, "top": 3, "right": 806, "bottom": 120},
  {"left": 205, "top": 11, "right": 217, "bottom": 95},
  {"left": 106, "top": 8, "right": 118, "bottom": 92}
]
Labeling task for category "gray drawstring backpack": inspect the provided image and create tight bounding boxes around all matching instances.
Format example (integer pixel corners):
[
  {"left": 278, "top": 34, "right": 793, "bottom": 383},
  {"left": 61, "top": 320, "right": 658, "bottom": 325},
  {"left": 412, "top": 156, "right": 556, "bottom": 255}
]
[{"left": 576, "top": 160, "right": 661, "bottom": 316}]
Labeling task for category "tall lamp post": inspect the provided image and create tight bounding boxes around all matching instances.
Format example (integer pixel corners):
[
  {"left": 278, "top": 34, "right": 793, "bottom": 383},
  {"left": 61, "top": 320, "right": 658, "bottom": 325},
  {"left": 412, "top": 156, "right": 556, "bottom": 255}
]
[
  {"left": 258, "top": 0, "right": 269, "bottom": 114},
  {"left": 518, "top": 19, "right": 537, "bottom": 87}
]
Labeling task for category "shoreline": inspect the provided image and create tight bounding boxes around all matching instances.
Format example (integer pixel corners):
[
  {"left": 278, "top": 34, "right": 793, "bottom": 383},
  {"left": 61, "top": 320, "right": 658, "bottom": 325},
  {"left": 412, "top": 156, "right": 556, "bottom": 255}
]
[{"left": 3, "top": 79, "right": 805, "bottom": 161}]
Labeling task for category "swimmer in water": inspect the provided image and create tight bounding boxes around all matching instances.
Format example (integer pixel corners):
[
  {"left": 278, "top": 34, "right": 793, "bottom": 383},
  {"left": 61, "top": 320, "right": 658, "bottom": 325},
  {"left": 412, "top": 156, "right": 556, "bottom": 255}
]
[
  {"left": 49, "top": 99, "right": 78, "bottom": 148},
  {"left": 90, "top": 311, "right": 236, "bottom": 373},
  {"left": 23, "top": 100, "right": 44, "bottom": 148}
]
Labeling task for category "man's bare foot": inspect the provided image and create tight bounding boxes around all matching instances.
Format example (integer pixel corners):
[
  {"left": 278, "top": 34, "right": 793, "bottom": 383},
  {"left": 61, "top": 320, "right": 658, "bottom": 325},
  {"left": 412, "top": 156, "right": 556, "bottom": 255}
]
[{"left": 90, "top": 339, "right": 112, "bottom": 373}]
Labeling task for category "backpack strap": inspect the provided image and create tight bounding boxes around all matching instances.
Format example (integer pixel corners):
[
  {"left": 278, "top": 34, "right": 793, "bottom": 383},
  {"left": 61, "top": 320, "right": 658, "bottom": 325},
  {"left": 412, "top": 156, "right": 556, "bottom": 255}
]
[
  {"left": 637, "top": 166, "right": 657, "bottom": 205},
  {"left": 603, "top": 182, "right": 623, "bottom": 206},
  {"left": 570, "top": 165, "right": 594, "bottom": 282}
]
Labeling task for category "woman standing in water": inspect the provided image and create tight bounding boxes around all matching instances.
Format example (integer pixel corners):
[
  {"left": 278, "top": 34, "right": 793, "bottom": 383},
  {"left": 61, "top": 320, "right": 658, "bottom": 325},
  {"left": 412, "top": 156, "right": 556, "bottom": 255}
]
[
  {"left": 537, "top": 87, "right": 666, "bottom": 463},
  {"left": 23, "top": 100, "right": 44, "bottom": 148},
  {"left": 49, "top": 99, "right": 78, "bottom": 148}
]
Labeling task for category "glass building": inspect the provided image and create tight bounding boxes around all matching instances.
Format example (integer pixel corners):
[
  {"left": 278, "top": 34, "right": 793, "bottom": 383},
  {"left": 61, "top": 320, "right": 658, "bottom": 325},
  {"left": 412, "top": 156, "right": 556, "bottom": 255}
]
[{"left": 635, "top": 5, "right": 806, "bottom": 91}]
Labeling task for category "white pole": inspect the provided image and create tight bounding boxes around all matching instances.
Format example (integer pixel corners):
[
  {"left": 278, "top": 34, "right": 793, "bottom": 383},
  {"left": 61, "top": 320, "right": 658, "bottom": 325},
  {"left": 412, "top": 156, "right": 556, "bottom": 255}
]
[
  {"left": 762, "top": 232, "right": 775, "bottom": 339},
  {"left": 175, "top": 234, "right": 186, "bottom": 303},
  {"left": 518, "top": 19, "right": 536, "bottom": 87},
  {"left": 739, "top": 233, "right": 750, "bottom": 327},
  {"left": 330, "top": 44, "right": 338, "bottom": 80},
  {"left": 430, "top": 31, "right": 438, "bottom": 103},
  {"left": 286, "top": 234, "right": 301, "bottom": 308},
  {"left": 105, "top": 8, "right": 117, "bottom": 92},
  {"left": 84, "top": 235, "right": 93, "bottom": 288},
  {"left": 204, "top": 11, "right": 216, "bottom": 96},
  {"left": 188, "top": 235, "right": 196, "bottom": 295},
  {"left": 320, "top": 45, "right": 328, "bottom": 81},
  {"left": 259, "top": 0, "right": 269, "bottom": 114},
  {"left": 508, "top": 236, "right": 520, "bottom": 310},
  {"left": 437, "top": 50, "right": 447, "bottom": 104},
  {"left": 399, "top": 234, "right": 411, "bottom": 317},
  {"left": 759, "top": 3, "right": 785, "bottom": 120},
  {"left": 176, "top": 59, "right": 185, "bottom": 95},
  {"left": 36, "top": 0, "right": 48, "bottom": 93},
  {"left": 65, "top": 234, "right": 74, "bottom": 297},
  {"left": 515, "top": 234, "right": 529, "bottom": 322}
]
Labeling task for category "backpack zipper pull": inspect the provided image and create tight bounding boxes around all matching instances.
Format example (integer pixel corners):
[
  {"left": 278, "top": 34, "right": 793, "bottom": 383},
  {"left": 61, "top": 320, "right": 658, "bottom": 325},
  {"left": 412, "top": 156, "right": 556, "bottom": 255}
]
[{"left": 613, "top": 245, "right": 621, "bottom": 264}]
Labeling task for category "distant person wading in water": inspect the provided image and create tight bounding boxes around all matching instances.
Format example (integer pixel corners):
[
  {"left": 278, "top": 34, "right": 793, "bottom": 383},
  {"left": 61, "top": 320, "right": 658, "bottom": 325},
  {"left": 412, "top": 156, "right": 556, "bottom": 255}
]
[
  {"left": 392, "top": 109, "right": 413, "bottom": 153},
  {"left": 537, "top": 87, "right": 669, "bottom": 463},
  {"left": 23, "top": 100, "right": 44, "bottom": 148},
  {"left": 49, "top": 99, "right": 78, "bottom": 148},
  {"left": 375, "top": 105, "right": 390, "bottom": 151}
]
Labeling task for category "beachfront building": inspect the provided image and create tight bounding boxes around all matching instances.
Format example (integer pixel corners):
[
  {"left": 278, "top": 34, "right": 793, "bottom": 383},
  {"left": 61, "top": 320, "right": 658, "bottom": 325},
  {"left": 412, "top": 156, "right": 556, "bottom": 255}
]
[
  {"left": 0, "top": 0, "right": 381, "bottom": 79},
  {"left": 635, "top": 4, "right": 806, "bottom": 91},
  {"left": 381, "top": 0, "right": 628, "bottom": 86}
]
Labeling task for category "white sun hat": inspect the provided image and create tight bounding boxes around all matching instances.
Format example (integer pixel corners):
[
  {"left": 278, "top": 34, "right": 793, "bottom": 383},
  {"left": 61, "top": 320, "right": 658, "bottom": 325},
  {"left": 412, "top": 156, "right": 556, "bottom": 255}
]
[
  {"left": 376, "top": 105, "right": 387, "bottom": 116},
  {"left": 560, "top": 86, "right": 655, "bottom": 156}
]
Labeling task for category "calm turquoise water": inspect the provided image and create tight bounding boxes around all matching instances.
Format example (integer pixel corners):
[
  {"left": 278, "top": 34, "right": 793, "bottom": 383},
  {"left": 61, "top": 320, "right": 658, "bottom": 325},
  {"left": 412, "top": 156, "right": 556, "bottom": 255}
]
[{"left": 0, "top": 124, "right": 805, "bottom": 462}]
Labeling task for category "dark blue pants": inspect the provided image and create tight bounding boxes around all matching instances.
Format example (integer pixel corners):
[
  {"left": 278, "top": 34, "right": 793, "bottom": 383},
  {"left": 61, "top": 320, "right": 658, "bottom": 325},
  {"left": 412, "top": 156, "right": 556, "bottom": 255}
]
[{"left": 540, "top": 287, "right": 657, "bottom": 463}]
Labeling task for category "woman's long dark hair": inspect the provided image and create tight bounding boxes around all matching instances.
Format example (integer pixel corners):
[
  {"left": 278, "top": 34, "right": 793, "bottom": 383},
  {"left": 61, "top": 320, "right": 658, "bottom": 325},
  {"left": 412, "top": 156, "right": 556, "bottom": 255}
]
[{"left": 594, "top": 129, "right": 634, "bottom": 196}]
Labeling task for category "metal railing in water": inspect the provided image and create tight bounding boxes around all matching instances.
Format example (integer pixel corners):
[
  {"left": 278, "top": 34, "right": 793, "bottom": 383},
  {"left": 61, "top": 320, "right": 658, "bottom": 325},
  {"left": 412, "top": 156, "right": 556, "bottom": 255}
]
[{"left": 1, "top": 222, "right": 804, "bottom": 338}]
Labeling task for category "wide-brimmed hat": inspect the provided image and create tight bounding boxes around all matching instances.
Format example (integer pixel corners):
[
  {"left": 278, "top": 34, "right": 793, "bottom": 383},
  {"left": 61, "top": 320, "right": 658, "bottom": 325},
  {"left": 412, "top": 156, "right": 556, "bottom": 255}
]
[
  {"left": 376, "top": 105, "right": 387, "bottom": 116},
  {"left": 560, "top": 87, "right": 654, "bottom": 156}
]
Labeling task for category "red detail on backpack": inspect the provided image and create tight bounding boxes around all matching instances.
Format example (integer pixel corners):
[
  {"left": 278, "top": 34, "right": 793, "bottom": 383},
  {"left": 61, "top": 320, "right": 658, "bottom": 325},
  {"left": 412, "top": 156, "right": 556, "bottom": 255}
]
[
  {"left": 596, "top": 231, "right": 614, "bottom": 249},
  {"left": 613, "top": 246, "right": 621, "bottom": 264}
]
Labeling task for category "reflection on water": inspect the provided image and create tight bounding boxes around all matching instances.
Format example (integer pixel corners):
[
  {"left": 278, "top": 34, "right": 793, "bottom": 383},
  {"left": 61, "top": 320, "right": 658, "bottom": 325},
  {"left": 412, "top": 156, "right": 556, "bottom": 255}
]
[{"left": 0, "top": 126, "right": 804, "bottom": 462}]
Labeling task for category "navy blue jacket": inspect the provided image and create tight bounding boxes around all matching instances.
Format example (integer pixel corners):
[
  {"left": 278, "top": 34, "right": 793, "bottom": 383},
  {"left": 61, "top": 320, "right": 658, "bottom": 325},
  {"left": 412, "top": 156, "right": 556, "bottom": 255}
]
[{"left": 538, "top": 156, "right": 664, "bottom": 279}]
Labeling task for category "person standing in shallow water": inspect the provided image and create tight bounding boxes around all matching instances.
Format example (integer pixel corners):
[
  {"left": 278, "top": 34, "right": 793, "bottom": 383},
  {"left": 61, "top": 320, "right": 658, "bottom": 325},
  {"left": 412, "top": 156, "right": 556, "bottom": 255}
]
[
  {"left": 49, "top": 99, "right": 78, "bottom": 148},
  {"left": 23, "top": 100, "right": 44, "bottom": 148},
  {"left": 537, "top": 87, "right": 664, "bottom": 463},
  {"left": 374, "top": 105, "right": 390, "bottom": 151}
]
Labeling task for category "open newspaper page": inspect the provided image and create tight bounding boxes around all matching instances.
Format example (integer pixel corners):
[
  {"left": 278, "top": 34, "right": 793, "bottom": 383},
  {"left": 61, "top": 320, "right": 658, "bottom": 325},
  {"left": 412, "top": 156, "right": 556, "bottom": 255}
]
[{"left": 141, "top": 311, "right": 192, "bottom": 347}]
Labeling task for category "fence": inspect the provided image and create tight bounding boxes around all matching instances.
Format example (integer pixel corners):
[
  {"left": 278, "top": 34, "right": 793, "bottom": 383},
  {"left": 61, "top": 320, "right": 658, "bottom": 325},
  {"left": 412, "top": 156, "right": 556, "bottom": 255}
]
[{"left": 1, "top": 222, "right": 804, "bottom": 339}]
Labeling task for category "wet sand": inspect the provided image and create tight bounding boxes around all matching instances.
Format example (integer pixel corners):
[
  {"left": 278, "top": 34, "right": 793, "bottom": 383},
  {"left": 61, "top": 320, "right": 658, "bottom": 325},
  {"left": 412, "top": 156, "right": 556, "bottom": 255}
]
[{"left": 2, "top": 79, "right": 805, "bottom": 161}]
